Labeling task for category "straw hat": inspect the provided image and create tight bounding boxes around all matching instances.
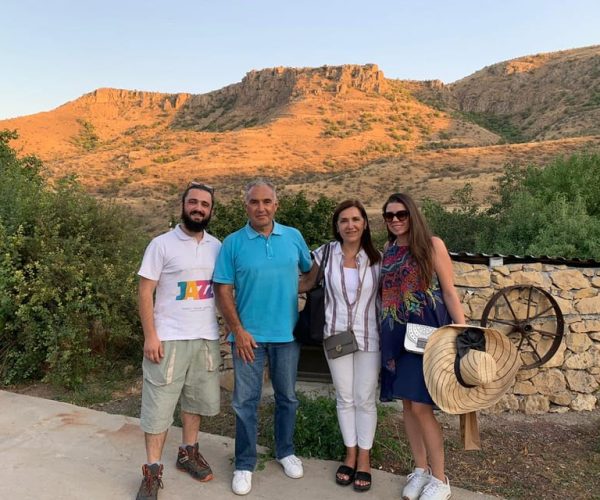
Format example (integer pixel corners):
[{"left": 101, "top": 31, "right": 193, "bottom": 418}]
[{"left": 423, "top": 324, "right": 521, "bottom": 414}]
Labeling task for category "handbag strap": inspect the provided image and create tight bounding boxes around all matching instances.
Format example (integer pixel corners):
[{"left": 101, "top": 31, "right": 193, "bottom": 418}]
[{"left": 315, "top": 242, "right": 331, "bottom": 286}]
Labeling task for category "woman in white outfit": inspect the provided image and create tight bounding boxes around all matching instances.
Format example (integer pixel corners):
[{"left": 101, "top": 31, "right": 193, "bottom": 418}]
[{"left": 301, "top": 199, "right": 381, "bottom": 492}]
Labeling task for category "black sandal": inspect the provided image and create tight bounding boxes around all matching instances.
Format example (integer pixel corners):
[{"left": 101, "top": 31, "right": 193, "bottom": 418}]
[
  {"left": 335, "top": 464, "right": 355, "bottom": 486},
  {"left": 353, "top": 471, "right": 372, "bottom": 492}
]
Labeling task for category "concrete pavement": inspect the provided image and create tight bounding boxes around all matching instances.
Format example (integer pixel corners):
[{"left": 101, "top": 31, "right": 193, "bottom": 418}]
[{"left": 0, "top": 390, "right": 500, "bottom": 499}]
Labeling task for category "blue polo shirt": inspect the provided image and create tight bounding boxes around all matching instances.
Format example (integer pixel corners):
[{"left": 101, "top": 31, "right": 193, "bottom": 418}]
[{"left": 213, "top": 221, "right": 312, "bottom": 343}]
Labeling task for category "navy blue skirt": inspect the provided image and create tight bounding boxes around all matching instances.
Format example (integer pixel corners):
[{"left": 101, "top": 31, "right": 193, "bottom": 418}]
[{"left": 380, "top": 303, "right": 451, "bottom": 405}]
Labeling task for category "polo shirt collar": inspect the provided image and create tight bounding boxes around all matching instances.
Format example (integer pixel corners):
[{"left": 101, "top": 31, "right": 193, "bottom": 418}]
[
  {"left": 244, "top": 221, "right": 283, "bottom": 239},
  {"left": 174, "top": 224, "right": 210, "bottom": 243}
]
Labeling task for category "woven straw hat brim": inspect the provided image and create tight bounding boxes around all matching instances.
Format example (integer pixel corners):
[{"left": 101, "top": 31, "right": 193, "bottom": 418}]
[{"left": 423, "top": 325, "right": 521, "bottom": 414}]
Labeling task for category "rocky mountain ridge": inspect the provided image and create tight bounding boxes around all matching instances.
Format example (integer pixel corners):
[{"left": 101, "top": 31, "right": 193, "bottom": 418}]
[
  {"left": 172, "top": 64, "right": 387, "bottom": 131},
  {"left": 416, "top": 45, "right": 600, "bottom": 141},
  {"left": 1, "top": 46, "right": 599, "bottom": 225}
]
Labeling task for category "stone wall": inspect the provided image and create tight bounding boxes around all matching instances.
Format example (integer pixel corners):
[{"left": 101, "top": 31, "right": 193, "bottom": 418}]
[{"left": 454, "top": 261, "right": 600, "bottom": 414}]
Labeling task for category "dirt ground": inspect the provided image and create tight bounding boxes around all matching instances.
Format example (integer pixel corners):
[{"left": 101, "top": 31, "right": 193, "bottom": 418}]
[{"left": 11, "top": 382, "right": 600, "bottom": 500}]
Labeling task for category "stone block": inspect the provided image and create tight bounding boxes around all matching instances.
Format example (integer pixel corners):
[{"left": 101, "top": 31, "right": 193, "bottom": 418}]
[
  {"left": 221, "top": 355, "right": 234, "bottom": 370},
  {"left": 565, "top": 332, "right": 593, "bottom": 353},
  {"left": 491, "top": 274, "right": 512, "bottom": 287},
  {"left": 520, "top": 394, "right": 550, "bottom": 414},
  {"left": 494, "top": 394, "right": 520, "bottom": 412},
  {"left": 513, "top": 381, "right": 537, "bottom": 395},
  {"left": 531, "top": 369, "right": 566, "bottom": 395},
  {"left": 569, "top": 394, "right": 597, "bottom": 411},
  {"left": 454, "top": 269, "right": 490, "bottom": 288},
  {"left": 548, "top": 391, "right": 573, "bottom": 406},
  {"left": 565, "top": 370, "right": 599, "bottom": 393},
  {"left": 590, "top": 332, "right": 600, "bottom": 341},
  {"left": 549, "top": 405, "right": 570, "bottom": 413},
  {"left": 467, "top": 295, "right": 489, "bottom": 320},
  {"left": 575, "top": 296, "right": 600, "bottom": 314},
  {"left": 574, "top": 288, "right": 597, "bottom": 299},
  {"left": 543, "top": 264, "right": 562, "bottom": 272},
  {"left": 563, "top": 351, "right": 596, "bottom": 370},
  {"left": 553, "top": 295, "right": 573, "bottom": 315},
  {"left": 586, "top": 319, "right": 600, "bottom": 331},
  {"left": 516, "top": 368, "right": 539, "bottom": 381},
  {"left": 219, "top": 369, "right": 235, "bottom": 392},
  {"left": 523, "top": 263, "right": 543, "bottom": 272},
  {"left": 509, "top": 271, "right": 546, "bottom": 287},
  {"left": 493, "top": 266, "right": 510, "bottom": 277},
  {"left": 538, "top": 339, "right": 566, "bottom": 368},
  {"left": 570, "top": 320, "right": 588, "bottom": 333},
  {"left": 550, "top": 270, "right": 589, "bottom": 290},
  {"left": 592, "top": 277, "right": 600, "bottom": 287},
  {"left": 452, "top": 261, "right": 483, "bottom": 274}
]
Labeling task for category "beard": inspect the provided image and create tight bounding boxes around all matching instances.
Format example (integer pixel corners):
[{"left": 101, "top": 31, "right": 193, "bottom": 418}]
[{"left": 181, "top": 210, "right": 211, "bottom": 233}]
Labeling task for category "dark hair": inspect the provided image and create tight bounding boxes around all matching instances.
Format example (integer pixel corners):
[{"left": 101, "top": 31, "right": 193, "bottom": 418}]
[
  {"left": 182, "top": 182, "right": 215, "bottom": 207},
  {"left": 332, "top": 199, "right": 381, "bottom": 266},
  {"left": 382, "top": 192, "right": 433, "bottom": 286}
]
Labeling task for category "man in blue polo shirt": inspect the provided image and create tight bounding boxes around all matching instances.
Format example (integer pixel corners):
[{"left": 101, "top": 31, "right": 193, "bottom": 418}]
[{"left": 214, "top": 179, "right": 312, "bottom": 496}]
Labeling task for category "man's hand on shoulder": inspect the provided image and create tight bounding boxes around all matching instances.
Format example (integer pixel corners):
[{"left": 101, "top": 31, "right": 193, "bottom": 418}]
[
  {"left": 144, "top": 335, "right": 164, "bottom": 363},
  {"left": 234, "top": 329, "right": 258, "bottom": 363}
]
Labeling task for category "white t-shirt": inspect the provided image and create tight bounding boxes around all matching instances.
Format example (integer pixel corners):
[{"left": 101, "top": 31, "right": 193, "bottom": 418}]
[
  {"left": 138, "top": 225, "right": 222, "bottom": 341},
  {"left": 343, "top": 267, "right": 359, "bottom": 304}
]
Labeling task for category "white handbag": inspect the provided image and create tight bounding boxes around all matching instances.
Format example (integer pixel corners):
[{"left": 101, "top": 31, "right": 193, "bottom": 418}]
[{"left": 404, "top": 323, "right": 437, "bottom": 354}]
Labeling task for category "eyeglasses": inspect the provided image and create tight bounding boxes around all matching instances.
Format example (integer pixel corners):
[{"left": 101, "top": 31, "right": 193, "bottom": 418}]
[
  {"left": 383, "top": 210, "right": 410, "bottom": 223},
  {"left": 187, "top": 181, "right": 215, "bottom": 194}
]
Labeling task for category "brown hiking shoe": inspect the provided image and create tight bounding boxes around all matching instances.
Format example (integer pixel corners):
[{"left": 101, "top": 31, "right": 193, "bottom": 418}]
[
  {"left": 176, "top": 443, "right": 214, "bottom": 482},
  {"left": 136, "top": 463, "right": 164, "bottom": 500}
]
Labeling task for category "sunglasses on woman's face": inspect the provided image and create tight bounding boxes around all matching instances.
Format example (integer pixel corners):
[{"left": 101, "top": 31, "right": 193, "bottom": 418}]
[{"left": 383, "top": 210, "right": 410, "bottom": 223}]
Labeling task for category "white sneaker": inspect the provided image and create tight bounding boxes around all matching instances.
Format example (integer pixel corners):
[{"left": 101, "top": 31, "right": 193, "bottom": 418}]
[
  {"left": 402, "top": 467, "right": 431, "bottom": 500},
  {"left": 276, "top": 454, "right": 304, "bottom": 478},
  {"left": 419, "top": 475, "right": 451, "bottom": 500},
  {"left": 232, "top": 470, "right": 252, "bottom": 495}
]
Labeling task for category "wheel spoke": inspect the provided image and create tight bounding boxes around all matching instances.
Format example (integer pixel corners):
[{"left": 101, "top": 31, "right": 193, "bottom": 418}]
[
  {"left": 524, "top": 336, "right": 543, "bottom": 362},
  {"left": 502, "top": 292, "right": 519, "bottom": 321},
  {"left": 486, "top": 318, "right": 519, "bottom": 328},
  {"left": 529, "top": 304, "right": 555, "bottom": 320},
  {"left": 526, "top": 286, "right": 533, "bottom": 320},
  {"left": 531, "top": 327, "right": 559, "bottom": 338}
]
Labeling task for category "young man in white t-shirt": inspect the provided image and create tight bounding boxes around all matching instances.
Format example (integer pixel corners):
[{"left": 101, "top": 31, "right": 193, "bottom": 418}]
[{"left": 135, "top": 183, "right": 222, "bottom": 500}]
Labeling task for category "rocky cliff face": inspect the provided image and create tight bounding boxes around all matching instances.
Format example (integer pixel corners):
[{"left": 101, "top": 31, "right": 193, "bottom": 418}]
[
  {"left": 62, "top": 88, "right": 190, "bottom": 118},
  {"left": 171, "top": 64, "right": 388, "bottom": 132},
  {"left": 449, "top": 45, "right": 600, "bottom": 140}
]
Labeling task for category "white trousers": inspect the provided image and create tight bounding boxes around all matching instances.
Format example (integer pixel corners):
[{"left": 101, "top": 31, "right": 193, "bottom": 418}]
[{"left": 326, "top": 349, "right": 381, "bottom": 450}]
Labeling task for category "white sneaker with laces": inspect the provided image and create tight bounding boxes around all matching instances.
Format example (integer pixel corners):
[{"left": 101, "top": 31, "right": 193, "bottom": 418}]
[
  {"left": 402, "top": 467, "right": 431, "bottom": 500},
  {"left": 276, "top": 454, "right": 304, "bottom": 478},
  {"left": 232, "top": 470, "right": 252, "bottom": 495},
  {"left": 419, "top": 475, "right": 451, "bottom": 500}
]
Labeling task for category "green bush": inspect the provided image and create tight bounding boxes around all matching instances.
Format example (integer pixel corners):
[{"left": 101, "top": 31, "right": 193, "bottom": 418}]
[
  {"left": 294, "top": 393, "right": 346, "bottom": 459},
  {"left": 71, "top": 119, "right": 99, "bottom": 151},
  {"left": 423, "top": 152, "right": 600, "bottom": 259},
  {"left": 0, "top": 130, "right": 146, "bottom": 387}
]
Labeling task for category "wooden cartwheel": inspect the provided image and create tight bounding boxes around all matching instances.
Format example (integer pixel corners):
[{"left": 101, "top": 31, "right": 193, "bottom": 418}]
[{"left": 480, "top": 285, "right": 565, "bottom": 369}]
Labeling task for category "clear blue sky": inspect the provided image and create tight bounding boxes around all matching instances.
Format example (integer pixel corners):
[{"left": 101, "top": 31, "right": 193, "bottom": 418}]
[{"left": 2, "top": 0, "right": 599, "bottom": 119}]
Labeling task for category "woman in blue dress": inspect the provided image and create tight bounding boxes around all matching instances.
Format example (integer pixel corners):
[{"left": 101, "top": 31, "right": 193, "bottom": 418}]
[{"left": 380, "top": 193, "right": 465, "bottom": 500}]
